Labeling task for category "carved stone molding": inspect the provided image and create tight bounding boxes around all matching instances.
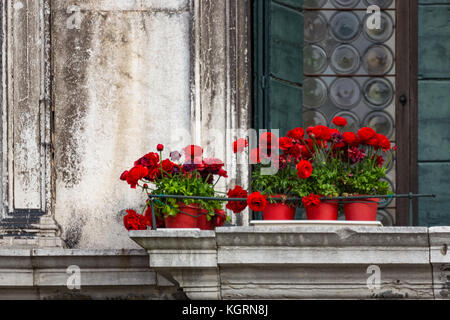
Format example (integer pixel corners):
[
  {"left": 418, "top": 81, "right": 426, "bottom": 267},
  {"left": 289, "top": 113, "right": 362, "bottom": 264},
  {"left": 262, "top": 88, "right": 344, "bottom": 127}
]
[
  {"left": 0, "top": 0, "right": 61, "bottom": 244},
  {"left": 130, "top": 226, "right": 450, "bottom": 300},
  {"left": 190, "top": 0, "right": 252, "bottom": 226}
]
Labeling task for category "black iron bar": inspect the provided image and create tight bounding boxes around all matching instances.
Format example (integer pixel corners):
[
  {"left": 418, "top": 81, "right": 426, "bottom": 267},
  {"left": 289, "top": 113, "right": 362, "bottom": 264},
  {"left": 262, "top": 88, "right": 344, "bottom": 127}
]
[{"left": 147, "top": 193, "right": 435, "bottom": 202}]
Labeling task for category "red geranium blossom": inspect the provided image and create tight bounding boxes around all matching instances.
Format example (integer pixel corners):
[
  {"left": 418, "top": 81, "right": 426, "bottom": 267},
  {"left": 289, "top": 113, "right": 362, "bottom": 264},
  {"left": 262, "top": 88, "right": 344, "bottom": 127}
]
[
  {"left": 332, "top": 116, "right": 347, "bottom": 127},
  {"left": 311, "top": 125, "right": 332, "bottom": 141},
  {"left": 233, "top": 138, "right": 248, "bottom": 153},
  {"left": 157, "top": 144, "right": 164, "bottom": 151},
  {"left": 226, "top": 185, "right": 248, "bottom": 213},
  {"left": 120, "top": 170, "right": 128, "bottom": 181},
  {"left": 302, "top": 194, "right": 321, "bottom": 209},
  {"left": 123, "top": 209, "right": 150, "bottom": 231},
  {"left": 375, "top": 134, "right": 391, "bottom": 151},
  {"left": 259, "top": 132, "right": 277, "bottom": 149},
  {"left": 126, "top": 165, "right": 149, "bottom": 188},
  {"left": 296, "top": 160, "right": 313, "bottom": 179},
  {"left": 249, "top": 148, "right": 261, "bottom": 164},
  {"left": 287, "top": 127, "right": 305, "bottom": 141},
  {"left": 247, "top": 192, "right": 267, "bottom": 212},
  {"left": 279, "top": 137, "right": 294, "bottom": 151},
  {"left": 183, "top": 145, "right": 203, "bottom": 163},
  {"left": 161, "top": 159, "right": 178, "bottom": 175},
  {"left": 357, "top": 127, "right": 377, "bottom": 142},
  {"left": 343, "top": 132, "right": 359, "bottom": 146}
]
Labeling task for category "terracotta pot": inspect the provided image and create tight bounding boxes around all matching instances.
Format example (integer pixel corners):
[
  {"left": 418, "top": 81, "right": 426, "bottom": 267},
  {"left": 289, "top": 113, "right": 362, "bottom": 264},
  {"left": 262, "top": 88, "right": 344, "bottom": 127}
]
[
  {"left": 197, "top": 209, "right": 214, "bottom": 230},
  {"left": 164, "top": 203, "right": 199, "bottom": 228},
  {"left": 344, "top": 196, "right": 380, "bottom": 221},
  {"left": 305, "top": 200, "right": 339, "bottom": 220},
  {"left": 263, "top": 195, "right": 296, "bottom": 220}
]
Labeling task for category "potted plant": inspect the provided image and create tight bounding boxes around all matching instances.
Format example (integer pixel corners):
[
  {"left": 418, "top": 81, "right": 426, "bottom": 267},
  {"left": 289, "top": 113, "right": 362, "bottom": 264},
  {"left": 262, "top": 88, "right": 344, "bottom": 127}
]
[
  {"left": 236, "top": 133, "right": 300, "bottom": 220},
  {"left": 288, "top": 124, "right": 342, "bottom": 220},
  {"left": 338, "top": 126, "right": 395, "bottom": 221},
  {"left": 120, "top": 144, "right": 230, "bottom": 229}
]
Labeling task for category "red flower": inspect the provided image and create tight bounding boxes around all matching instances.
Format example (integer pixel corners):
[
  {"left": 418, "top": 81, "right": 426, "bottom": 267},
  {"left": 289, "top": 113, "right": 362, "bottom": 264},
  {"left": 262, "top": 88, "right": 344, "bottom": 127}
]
[
  {"left": 183, "top": 145, "right": 203, "bottom": 163},
  {"left": 123, "top": 210, "right": 150, "bottom": 231},
  {"left": 204, "top": 158, "right": 225, "bottom": 174},
  {"left": 375, "top": 134, "right": 391, "bottom": 151},
  {"left": 393, "top": 146, "right": 397, "bottom": 151},
  {"left": 279, "top": 137, "right": 294, "bottom": 151},
  {"left": 120, "top": 170, "right": 128, "bottom": 181},
  {"left": 288, "top": 144, "right": 303, "bottom": 159},
  {"left": 247, "top": 192, "right": 267, "bottom": 212},
  {"left": 249, "top": 148, "right": 261, "bottom": 164},
  {"left": 233, "top": 138, "right": 248, "bottom": 153},
  {"left": 287, "top": 127, "right": 305, "bottom": 141},
  {"left": 161, "top": 159, "right": 177, "bottom": 175},
  {"left": 375, "top": 155, "right": 385, "bottom": 168},
  {"left": 302, "top": 194, "right": 321, "bottom": 209},
  {"left": 218, "top": 169, "right": 228, "bottom": 178},
  {"left": 226, "top": 185, "right": 248, "bottom": 213},
  {"left": 332, "top": 116, "right": 348, "bottom": 127},
  {"left": 213, "top": 209, "right": 227, "bottom": 227},
  {"left": 311, "top": 125, "right": 332, "bottom": 141},
  {"left": 343, "top": 132, "right": 359, "bottom": 146},
  {"left": 157, "top": 144, "right": 164, "bottom": 151},
  {"left": 126, "top": 165, "right": 149, "bottom": 188},
  {"left": 259, "top": 132, "right": 277, "bottom": 149},
  {"left": 296, "top": 160, "right": 313, "bottom": 179},
  {"left": 135, "top": 152, "right": 160, "bottom": 168},
  {"left": 357, "top": 127, "right": 376, "bottom": 142}
]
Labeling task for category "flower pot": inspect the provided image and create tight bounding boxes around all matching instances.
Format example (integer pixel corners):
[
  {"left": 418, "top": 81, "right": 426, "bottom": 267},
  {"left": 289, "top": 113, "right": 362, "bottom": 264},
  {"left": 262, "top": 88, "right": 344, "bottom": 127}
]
[
  {"left": 305, "top": 200, "right": 338, "bottom": 220},
  {"left": 164, "top": 203, "right": 199, "bottom": 228},
  {"left": 344, "top": 197, "right": 380, "bottom": 221},
  {"left": 197, "top": 209, "right": 214, "bottom": 230},
  {"left": 263, "top": 196, "right": 296, "bottom": 220}
]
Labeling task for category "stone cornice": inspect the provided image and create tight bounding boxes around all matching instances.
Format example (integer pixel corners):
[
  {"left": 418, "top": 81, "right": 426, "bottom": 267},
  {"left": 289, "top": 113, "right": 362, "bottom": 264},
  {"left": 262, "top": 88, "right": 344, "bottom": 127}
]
[{"left": 130, "top": 226, "right": 450, "bottom": 300}]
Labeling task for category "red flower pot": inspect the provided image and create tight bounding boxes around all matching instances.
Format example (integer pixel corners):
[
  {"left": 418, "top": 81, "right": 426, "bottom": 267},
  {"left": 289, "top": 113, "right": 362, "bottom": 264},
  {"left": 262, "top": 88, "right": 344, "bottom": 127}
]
[
  {"left": 263, "top": 196, "right": 296, "bottom": 220},
  {"left": 344, "top": 197, "right": 380, "bottom": 221},
  {"left": 197, "top": 209, "right": 214, "bottom": 230},
  {"left": 164, "top": 203, "right": 199, "bottom": 228},
  {"left": 306, "top": 200, "right": 338, "bottom": 220}
]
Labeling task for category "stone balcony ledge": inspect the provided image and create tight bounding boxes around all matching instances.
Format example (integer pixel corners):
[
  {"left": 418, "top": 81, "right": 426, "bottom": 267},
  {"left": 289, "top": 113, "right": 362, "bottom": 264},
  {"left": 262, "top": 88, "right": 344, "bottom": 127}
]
[{"left": 130, "top": 225, "right": 450, "bottom": 300}]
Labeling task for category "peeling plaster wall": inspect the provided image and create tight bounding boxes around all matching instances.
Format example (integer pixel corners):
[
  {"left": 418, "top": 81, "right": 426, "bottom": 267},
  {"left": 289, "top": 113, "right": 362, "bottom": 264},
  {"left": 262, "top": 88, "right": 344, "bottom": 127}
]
[{"left": 52, "top": 0, "right": 191, "bottom": 248}]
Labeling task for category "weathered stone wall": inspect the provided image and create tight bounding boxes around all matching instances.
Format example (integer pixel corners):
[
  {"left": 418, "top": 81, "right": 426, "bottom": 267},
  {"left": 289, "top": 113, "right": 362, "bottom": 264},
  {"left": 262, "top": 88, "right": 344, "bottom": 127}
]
[{"left": 52, "top": 0, "right": 192, "bottom": 249}]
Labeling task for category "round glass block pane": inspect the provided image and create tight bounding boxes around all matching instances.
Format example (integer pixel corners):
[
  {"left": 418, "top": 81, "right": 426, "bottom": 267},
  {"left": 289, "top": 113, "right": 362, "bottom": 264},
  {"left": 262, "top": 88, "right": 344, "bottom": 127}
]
[
  {"left": 363, "top": 111, "right": 394, "bottom": 138},
  {"left": 376, "top": 209, "right": 394, "bottom": 226},
  {"left": 304, "top": 12, "right": 328, "bottom": 43},
  {"left": 331, "top": 0, "right": 360, "bottom": 8},
  {"left": 363, "top": 12, "right": 394, "bottom": 43},
  {"left": 329, "top": 78, "right": 361, "bottom": 109},
  {"left": 303, "top": 110, "right": 327, "bottom": 128},
  {"left": 304, "top": 45, "right": 328, "bottom": 74},
  {"left": 364, "top": 0, "right": 393, "bottom": 8},
  {"left": 330, "top": 44, "right": 360, "bottom": 74},
  {"left": 363, "top": 78, "right": 394, "bottom": 108},
  {"left": 330, "top": 111, "right": 360, "bottom": 132},
  {"left": 303, "top": 78, "right": 328, "bottom": 108},
  {"left": 329, "top": 12, "right": 361, "bottom": 42},
  {"left": 303, "top": 0, "right": 327, "bottom": 8},
  {"left": 362, "top": 45, "right": 394, "bottom": 75}
]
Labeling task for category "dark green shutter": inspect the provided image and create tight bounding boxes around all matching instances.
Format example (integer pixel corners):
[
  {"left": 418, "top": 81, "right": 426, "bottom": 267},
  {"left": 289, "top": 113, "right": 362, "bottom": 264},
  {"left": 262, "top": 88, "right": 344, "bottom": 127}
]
[
  {"left": 254, "top": 0, "right": 303, "bottom": 136},
  {"left": 418, "top": 1, "right": 450, "bottom": 226},
  {"left": 253, "top": 0, "right": 304, "bottom": 220}
]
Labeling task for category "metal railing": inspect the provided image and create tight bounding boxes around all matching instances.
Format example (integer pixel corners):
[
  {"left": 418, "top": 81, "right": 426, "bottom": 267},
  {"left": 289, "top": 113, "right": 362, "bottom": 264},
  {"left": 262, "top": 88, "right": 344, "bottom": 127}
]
[{"left": 146, "top": 193, "right": 436, "bottom": 230}]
